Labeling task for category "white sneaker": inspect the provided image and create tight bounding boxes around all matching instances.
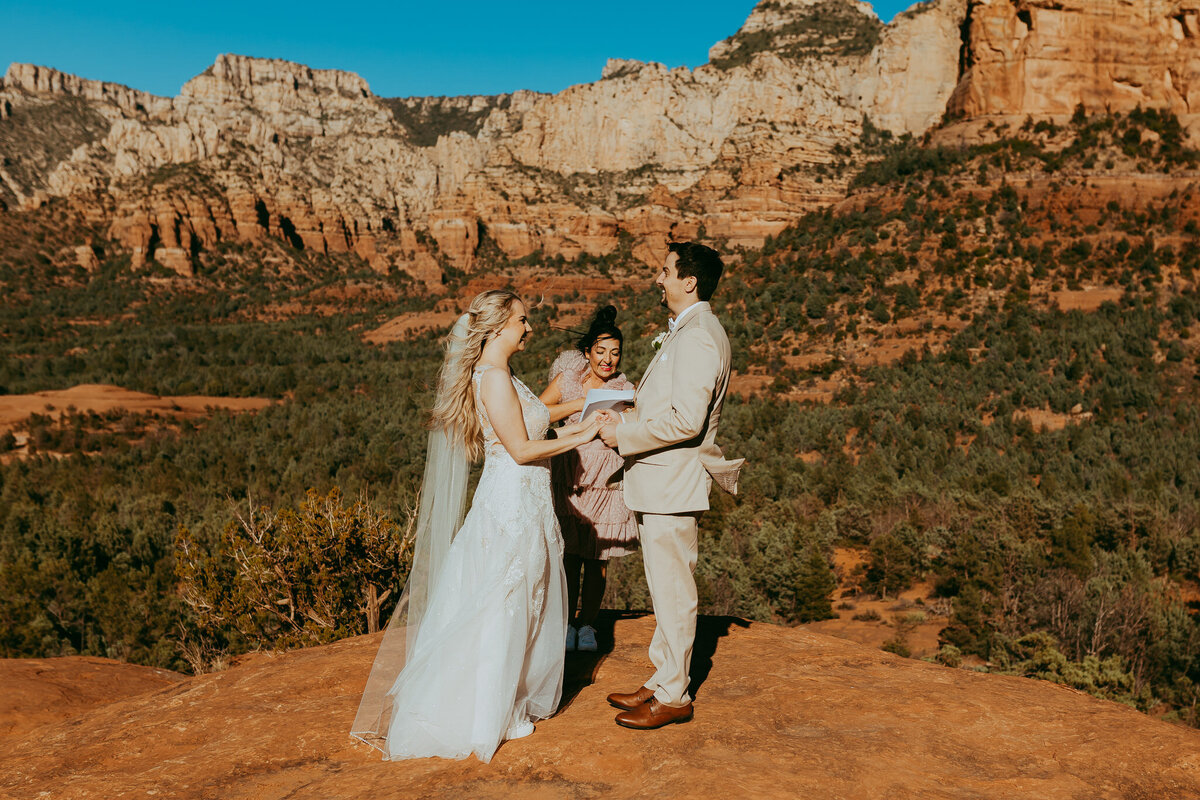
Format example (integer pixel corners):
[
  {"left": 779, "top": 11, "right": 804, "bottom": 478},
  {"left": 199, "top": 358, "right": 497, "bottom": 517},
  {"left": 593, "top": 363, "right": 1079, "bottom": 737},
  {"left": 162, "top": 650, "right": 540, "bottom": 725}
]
[
  {"left": 577, "top": 624, "right": 598, "bottom": 652},
  {"left": 565, "top": 625, "right": 577, "bottom": 652},
  {"left": 506, "top": 719, "right": 535, "bottom": 740}
]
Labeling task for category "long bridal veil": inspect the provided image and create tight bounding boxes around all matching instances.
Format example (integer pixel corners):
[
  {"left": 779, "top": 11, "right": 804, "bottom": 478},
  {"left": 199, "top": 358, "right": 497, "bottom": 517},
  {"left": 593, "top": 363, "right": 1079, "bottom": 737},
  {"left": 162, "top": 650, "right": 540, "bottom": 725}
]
[{"left": 350, "top": 314, "right": 471, "bottom": 755}]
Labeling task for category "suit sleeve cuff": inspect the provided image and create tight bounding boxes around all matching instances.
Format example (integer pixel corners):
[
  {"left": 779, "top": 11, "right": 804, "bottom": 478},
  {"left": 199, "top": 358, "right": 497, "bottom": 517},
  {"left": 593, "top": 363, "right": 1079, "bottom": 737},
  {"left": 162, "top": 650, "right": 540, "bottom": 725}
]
[{"left": 615, "top": 422, "right": 632, "bottom": 457}]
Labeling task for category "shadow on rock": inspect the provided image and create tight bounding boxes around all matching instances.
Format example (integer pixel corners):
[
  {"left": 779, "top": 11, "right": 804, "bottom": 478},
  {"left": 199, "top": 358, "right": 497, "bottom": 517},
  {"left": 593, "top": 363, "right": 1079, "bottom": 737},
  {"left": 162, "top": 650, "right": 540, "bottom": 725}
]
[
  {"left": 559, "top": 609, "right": 647, "bottom": 710},
  {"left": 689, "top": 615, "right": 750, "bottom": 700},
  {"left": 558, "top": 611, "right": 749, "bottom": 710}
]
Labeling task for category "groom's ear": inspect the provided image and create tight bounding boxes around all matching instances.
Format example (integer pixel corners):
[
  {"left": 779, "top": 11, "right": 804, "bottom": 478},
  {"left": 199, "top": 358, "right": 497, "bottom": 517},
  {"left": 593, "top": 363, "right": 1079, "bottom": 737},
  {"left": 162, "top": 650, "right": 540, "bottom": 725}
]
[{"left": 682, "top": 274, "right": 698, "bottom": 294}]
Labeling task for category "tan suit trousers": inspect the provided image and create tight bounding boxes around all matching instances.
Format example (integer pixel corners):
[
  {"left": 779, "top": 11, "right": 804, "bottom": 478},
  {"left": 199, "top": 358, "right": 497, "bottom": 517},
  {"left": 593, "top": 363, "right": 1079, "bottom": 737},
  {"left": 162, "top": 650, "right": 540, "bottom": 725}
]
[{"left": 639, "top": 512, "right": 700, "bottom": 707}]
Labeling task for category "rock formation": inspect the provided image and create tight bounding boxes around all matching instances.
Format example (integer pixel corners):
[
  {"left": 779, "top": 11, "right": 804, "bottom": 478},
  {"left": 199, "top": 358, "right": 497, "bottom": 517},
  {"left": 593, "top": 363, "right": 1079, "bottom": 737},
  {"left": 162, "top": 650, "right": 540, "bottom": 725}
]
[
  {"left": 0, "top": 0, "right": 971, "bottom": 285},
  {"left": 948, "top": 0, "right": 1200, "bottom": 120},
  {"left": 0, "top": 656, "right": 182, "bottom": 740},
  {"left": 1, "top": 0, "right": 1196, "bottom": 287},
  {"left": 1, "top": 614, "right": 1197, "bottom": 798}
]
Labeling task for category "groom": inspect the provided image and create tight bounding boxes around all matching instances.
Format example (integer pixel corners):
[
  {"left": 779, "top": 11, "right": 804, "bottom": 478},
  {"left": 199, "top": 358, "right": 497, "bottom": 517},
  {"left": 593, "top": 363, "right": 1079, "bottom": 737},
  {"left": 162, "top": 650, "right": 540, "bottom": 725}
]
[{"left": 599, "top": 241, "right": 742, "bottom": 730}]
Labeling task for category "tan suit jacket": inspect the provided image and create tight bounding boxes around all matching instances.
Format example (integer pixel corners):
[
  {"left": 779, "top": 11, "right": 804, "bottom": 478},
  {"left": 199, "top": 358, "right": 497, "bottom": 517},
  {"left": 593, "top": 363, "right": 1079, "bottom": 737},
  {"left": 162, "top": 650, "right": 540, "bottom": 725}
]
[{"left": 615, "top": 302, "right": 744, "bottom": 514}]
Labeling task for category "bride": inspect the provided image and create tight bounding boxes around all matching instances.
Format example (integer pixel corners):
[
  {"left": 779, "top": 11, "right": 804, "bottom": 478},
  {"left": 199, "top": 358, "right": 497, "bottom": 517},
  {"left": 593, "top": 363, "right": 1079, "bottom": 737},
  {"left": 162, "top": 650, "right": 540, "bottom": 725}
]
[{"left": 351, "top": 289, "right": 609, "bottom": 763}]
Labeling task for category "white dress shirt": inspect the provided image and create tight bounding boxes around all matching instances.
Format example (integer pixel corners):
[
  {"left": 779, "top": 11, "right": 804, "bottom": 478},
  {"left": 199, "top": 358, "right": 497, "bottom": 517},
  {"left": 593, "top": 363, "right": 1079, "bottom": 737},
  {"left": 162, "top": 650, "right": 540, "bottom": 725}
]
[{"left": 668, "top": 300, "right": 702, "bottom": 331}]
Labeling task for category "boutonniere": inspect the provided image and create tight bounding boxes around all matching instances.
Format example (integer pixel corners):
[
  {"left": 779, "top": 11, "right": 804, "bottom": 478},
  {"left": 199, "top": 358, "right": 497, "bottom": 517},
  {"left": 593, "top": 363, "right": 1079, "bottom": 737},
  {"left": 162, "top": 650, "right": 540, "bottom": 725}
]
[{"left": 652, "top": 330, "right": 668, "bottom": 350}]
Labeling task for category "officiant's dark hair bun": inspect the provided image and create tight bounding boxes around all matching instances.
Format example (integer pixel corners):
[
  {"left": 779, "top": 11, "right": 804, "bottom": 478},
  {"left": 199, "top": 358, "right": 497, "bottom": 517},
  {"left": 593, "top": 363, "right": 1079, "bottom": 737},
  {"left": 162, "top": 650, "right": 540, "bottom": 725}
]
[{"left": 577, "top": 305, "right": 623, "bottom": 353}]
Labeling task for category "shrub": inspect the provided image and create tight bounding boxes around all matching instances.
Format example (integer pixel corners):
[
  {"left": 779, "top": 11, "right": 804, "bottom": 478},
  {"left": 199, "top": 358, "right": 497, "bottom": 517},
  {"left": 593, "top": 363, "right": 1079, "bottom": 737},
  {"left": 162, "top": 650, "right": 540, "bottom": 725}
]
[
  {"left": 793, "top": 547, "right": 838, "bottom": 622},
  {"left": 992, "top": 632, "right": 1150, "bottom": 708},
  {"left": 175, "top": 488, "right": 414, "bottom": 670},
  {"left": 935, "top": 644, "right": 964, "bottom": 668},
  {"left": 865, "top": 531, "right": 918, "bottom": 598}
]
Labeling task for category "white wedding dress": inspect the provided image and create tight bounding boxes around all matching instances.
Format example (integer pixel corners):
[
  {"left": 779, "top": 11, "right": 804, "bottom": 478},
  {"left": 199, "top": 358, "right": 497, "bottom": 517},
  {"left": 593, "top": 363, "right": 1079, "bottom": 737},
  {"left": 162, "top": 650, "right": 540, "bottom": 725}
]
[{"left": 377, "top": 365, "right": 567, "bottom": 762}]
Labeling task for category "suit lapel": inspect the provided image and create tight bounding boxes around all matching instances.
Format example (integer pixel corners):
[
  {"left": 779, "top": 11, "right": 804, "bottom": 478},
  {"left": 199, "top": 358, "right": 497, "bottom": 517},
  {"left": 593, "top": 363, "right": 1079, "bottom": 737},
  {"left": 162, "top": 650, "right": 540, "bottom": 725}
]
[
  {"left": 639, "top": 339, "right": 669, "bottom": 390},
  {"left": 637, "top": 302, "right": 709, "bottom": 393}
]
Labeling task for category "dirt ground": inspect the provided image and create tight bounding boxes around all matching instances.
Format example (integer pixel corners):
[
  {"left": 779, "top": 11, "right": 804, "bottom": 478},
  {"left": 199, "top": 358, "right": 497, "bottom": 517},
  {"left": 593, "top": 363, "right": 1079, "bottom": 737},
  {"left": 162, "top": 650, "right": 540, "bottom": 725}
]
[
  {"left": 0, "top": 657, "right": 183, "bottom": 740},
  {"left": 0, "top": 385, "right": 274, "bottom": 461},
  {"left": 4, "top": 614, "right": 1197, "bottom": 799},
  {"left": 362, "top": 310, "right": 464, "bottom": 344},
  {"left": 363, "top": 268, "right": 651, "bottom": 345},
  {"left": 0, "top": 385, "right": 273, "bottom": 434},
  {"left": 1050, "top": 287, "right": 1123, "bottom": 311}
]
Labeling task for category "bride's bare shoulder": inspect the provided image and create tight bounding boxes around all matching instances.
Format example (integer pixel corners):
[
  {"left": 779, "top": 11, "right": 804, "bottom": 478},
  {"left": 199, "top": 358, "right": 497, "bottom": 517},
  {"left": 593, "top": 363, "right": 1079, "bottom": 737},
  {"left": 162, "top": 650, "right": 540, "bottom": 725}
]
[{"left": 477, "top": 364, "right": 517, "bottom": 395}]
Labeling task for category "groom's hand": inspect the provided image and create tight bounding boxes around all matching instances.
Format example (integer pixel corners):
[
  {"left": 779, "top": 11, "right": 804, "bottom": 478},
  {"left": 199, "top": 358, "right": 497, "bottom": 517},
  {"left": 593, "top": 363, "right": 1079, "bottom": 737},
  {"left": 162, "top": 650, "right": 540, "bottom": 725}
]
[{"left": 599, "top": 423, "right": 619, "bottom": 449}]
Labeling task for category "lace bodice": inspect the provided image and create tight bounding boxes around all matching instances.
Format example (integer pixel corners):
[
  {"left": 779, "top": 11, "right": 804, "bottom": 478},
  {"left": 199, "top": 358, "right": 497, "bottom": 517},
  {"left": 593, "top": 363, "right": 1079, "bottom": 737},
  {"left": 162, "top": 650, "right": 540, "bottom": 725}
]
[
  {"left": 473, "top": 365, "right": 551, "bottom": 461},
  {"left": 469, "top": 363, "right": 561, "bottom": 568}
]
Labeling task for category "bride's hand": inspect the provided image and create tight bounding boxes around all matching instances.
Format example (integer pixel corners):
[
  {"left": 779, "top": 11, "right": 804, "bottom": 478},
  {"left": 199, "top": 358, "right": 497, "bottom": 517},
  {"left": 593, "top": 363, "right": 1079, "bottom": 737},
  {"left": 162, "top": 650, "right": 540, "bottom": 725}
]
[
  {"left": 588, "top": 409, "right": 618, "bottom": 427},
  {"left": 591, "top": 410, "right": 621, "bottom": 443},
  {"left": 583, "top": 411, "right": 614, "bottom": 438}
]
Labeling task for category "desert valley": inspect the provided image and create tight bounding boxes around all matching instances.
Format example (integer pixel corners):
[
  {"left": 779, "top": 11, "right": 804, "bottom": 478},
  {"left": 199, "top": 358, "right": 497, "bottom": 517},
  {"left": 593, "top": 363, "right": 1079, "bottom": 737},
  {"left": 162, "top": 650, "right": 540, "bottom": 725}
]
[{"left": 3, "top": 0, "right": 1200, "bottom": 795}]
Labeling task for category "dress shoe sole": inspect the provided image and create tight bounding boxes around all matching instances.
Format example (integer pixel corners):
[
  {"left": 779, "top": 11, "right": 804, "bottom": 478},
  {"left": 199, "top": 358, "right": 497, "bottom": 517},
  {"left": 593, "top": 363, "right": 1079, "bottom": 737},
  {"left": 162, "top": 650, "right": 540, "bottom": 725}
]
[{"left": 614, "top": 710, "right": 694, "bottom": 730}]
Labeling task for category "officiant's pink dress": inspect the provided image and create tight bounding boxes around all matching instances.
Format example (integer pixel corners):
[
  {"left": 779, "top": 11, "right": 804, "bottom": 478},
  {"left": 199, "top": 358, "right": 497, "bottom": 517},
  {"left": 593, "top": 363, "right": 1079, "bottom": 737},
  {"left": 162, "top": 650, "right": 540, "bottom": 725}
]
[{"left": 549, "top": 350, "right": 638, "bottom": 560}]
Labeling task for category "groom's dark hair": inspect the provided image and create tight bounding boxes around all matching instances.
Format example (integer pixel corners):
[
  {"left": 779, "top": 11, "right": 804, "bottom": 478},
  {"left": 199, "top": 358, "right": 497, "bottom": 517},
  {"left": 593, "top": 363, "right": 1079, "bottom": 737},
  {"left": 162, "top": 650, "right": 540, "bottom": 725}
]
[{"left": 669, "top": 241, "right": 723, "bottom": 301}]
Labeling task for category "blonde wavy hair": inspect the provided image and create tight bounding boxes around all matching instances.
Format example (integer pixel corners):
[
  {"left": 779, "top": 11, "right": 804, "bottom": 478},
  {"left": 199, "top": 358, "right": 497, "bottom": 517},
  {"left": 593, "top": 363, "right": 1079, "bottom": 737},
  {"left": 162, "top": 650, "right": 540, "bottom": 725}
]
[{"left": 430, "top": 289, "right": 524, "bottom": 461}]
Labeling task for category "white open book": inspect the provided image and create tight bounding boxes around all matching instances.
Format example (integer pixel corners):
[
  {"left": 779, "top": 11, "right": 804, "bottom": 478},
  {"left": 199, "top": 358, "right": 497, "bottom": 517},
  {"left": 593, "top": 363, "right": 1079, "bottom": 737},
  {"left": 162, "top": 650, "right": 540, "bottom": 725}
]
[{"left": 581, "top": 388, "right": 635, "bottom": 421}]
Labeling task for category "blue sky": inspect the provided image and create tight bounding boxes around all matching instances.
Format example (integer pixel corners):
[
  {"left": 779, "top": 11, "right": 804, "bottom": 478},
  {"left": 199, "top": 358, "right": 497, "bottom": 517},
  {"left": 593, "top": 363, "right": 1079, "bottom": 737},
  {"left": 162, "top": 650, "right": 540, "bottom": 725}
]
[{"left": 1, "top": 1, "right": 918, "bottom": 99}]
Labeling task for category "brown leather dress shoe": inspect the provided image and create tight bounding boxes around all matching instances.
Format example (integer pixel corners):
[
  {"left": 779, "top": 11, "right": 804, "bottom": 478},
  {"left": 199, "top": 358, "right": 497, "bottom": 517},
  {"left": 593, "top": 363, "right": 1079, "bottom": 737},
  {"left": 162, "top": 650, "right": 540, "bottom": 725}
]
[
  {"left": 607, "top": 686, "right": 656, "bottom": 710},
  {"left": 614, "top": 699, "right": 694, "bottom": 730}
]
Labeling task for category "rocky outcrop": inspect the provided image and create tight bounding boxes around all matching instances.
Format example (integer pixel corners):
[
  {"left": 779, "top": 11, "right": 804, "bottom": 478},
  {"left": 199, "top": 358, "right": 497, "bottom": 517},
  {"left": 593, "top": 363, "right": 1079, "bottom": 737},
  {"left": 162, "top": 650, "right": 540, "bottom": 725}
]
[
  {"left": 709, "top": 0, "right": 884, "bottom": 66},
  {"left": 948, "top": 0, "right": 1200, "bottom": 119},
  {"left": 1, "top": 614, "right": 1197, "bottom": 798},
  {"left": 0, "top": 656, "right": 182, "bottom": 740},
  {"left": 0, "top": 1, "right": 978, "bottom": 285},
  {"left": 1, "top": 62, "right": 171, "bottom": 118},
  {"left": 857, "top": 0, "right": 970, "bottom": 132},
  {"left": 5, "top": 0, "right": 1195, "bottom": 286}
]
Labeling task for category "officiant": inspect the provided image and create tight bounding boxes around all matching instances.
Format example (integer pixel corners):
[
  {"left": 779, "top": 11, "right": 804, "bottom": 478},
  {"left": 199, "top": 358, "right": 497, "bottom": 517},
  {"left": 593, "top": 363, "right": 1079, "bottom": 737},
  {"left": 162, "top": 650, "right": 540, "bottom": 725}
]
[{"left": 541, "top": 305, "right": 638, "bottom": 653}]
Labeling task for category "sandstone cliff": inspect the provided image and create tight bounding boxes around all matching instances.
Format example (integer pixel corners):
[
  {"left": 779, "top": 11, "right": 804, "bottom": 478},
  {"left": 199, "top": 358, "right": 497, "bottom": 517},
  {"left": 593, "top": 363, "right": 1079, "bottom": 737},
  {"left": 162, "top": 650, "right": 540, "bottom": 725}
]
[
  {"left": 0, "top": 0, "right": 969, "bottom": 284},
  {"left": 1, "top": 614, "right": 1196, "bottom": 799},
  {"left": 948, "top": 0, "right": 1200, "bottom": 120},
  {"left": 1, "top": 0, "right": 1197, "bottom": 287}
]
